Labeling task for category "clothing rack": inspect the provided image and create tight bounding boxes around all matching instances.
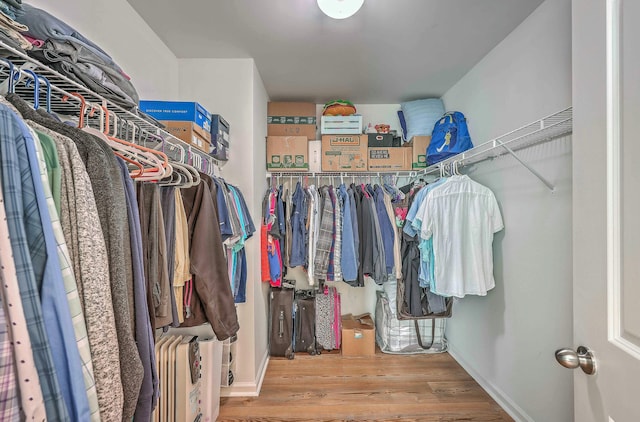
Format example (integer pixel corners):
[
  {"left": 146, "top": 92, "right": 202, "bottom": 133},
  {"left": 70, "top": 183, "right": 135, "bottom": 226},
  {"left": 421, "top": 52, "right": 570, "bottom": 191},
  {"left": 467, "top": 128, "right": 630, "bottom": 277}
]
[
  {"left": 422, "top": 107, "right": 573, "bottom": 192},
  {"left": 0, "top": 39, "right": 220, "bottom": 176}
]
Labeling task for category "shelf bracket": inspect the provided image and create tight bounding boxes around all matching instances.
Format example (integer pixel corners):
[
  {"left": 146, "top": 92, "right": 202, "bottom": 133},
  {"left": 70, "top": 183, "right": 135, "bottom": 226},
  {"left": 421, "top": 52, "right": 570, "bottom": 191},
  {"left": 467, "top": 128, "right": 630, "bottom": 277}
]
[{"left": 495, "top": 140, "right": 555, "bottom": 192}]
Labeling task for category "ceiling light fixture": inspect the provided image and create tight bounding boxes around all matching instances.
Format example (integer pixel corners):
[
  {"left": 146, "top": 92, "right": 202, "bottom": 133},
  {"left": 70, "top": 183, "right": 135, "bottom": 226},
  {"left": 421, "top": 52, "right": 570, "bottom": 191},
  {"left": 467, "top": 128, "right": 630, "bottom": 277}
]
[{"left": 317, "top": 0, "right": 364, "bottom": 20}]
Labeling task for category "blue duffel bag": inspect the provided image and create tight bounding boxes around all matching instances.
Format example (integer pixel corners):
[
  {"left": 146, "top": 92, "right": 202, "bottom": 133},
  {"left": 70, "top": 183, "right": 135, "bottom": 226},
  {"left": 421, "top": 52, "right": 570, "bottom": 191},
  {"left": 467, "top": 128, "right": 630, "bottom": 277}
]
[{"left": 427, "top": 111, "right": 473, "bottom": 165}]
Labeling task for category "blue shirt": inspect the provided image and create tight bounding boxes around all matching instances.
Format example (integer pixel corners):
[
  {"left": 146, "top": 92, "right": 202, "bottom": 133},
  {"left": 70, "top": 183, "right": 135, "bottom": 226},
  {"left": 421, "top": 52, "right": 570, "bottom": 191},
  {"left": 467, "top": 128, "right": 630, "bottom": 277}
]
[
  {"left": 0, "top": 104, "right": 71, "bottom": 422},
  {"left": 117, "top": 158, "right": 158, "bottom": 420},
  {"left": 339, "top": 185, "right": 358, "bottom": 282},
  {"left": 214, "top": 178, "right": 233, "bottom": 240},
  {"left": 374, "top": 185, "right": 395, "bottom": 275}
]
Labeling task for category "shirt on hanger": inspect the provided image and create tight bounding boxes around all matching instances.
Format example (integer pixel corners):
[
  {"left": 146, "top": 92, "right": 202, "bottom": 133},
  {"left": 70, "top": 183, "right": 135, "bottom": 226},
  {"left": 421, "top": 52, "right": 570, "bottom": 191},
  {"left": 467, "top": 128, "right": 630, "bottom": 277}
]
[{"left": 419, "top": 175, "right": 504, "bottom": 298}]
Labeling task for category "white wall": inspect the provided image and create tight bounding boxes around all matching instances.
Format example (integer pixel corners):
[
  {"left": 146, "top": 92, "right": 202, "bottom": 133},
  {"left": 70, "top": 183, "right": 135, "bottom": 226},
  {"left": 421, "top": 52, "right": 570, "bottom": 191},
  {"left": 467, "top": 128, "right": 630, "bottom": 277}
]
[
  {"left": 251, "top": 61, "right": 270, "bottom": 385},
  {"left": 178, "top": 58, "right": 269, "bottom": 396},
  {"left": 28, "top": 0, "right": 179, "bottom": 100},
  {"left": 441, "top": 0, "right": 573, "bottom": 421}
]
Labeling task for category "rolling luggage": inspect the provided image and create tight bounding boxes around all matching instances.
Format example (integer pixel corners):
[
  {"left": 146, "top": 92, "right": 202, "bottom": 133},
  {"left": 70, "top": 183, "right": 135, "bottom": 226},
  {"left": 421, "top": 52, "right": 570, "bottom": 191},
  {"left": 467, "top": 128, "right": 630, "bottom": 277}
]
[
  {"left": 293, "top": 290, "right": 319, "bottom": 355},
  {"left": 315, "top": 286, "right": 341, "bottom": 350},
  {"left": 269, "top": 286, "right": 295, "bottom": 359}
]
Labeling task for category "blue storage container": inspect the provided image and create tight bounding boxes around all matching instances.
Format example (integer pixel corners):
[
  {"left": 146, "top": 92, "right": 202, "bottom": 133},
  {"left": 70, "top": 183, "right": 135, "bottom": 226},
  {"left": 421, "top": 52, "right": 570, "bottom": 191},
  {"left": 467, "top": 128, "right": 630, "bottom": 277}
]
[
  {"left": 210, "top": 114, "right": 230, "bottom": 161},
  {"left": 139, "top": 100, "right": 212, "bottom": 133}
]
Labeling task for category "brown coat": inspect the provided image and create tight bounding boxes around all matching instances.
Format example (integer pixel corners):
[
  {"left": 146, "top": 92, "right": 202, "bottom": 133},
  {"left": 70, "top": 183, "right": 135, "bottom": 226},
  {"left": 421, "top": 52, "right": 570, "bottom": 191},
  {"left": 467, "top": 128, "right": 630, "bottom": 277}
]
[{"left": 180, "top": 178, "right": 239, "bottom": 340}]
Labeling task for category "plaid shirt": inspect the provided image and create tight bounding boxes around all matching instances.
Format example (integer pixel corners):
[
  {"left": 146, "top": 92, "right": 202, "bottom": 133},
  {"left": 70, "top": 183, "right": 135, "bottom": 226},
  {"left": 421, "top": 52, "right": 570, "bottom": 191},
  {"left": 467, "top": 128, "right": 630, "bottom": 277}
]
[
  {"left": 0, "top": 104, "right": 70, "bottom": 421},
  {"left": 313, "top": 187, "right": 334, "bottom": 279},
  {"left": 0, "top": 288, "right": 20, "bottom": 422},
  {"left": 32, "top": 126, "right": 100, "bottom": 422}
]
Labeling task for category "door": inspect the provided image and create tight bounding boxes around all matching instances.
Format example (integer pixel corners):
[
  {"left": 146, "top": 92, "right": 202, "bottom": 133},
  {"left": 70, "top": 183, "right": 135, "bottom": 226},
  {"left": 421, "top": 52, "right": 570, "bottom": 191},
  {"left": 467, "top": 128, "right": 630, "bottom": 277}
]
[{"left": 571, "top": 0, "right": 640, "bottom": 421}]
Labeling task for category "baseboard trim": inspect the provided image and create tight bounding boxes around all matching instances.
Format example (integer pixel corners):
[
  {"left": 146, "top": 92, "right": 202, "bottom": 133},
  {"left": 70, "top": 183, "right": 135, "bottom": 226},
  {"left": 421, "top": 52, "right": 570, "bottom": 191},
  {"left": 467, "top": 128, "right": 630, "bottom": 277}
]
[
  {"left": 447, "top": 346, "right": 534, "bottom": 422},
  {"left": 220, "top": 350, "right": 270, "bottom": 397}
]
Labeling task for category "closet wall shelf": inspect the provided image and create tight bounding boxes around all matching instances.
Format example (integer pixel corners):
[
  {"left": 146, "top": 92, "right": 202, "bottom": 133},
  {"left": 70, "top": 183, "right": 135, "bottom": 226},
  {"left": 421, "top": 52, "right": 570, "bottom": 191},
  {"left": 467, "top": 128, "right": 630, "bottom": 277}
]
[
  {"left": 422, "top": 107, "right": 573, "bottom": 192},
  {"left": 0, "top": 40, "right": 220, "bottom": 176}
]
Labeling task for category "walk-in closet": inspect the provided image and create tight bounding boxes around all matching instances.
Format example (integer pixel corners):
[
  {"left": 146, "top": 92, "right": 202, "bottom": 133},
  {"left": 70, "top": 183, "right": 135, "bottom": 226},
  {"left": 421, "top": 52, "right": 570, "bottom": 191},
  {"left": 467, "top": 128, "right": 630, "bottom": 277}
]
[{"left": 0, "top": 0, "right": 638, "bottom": 421}]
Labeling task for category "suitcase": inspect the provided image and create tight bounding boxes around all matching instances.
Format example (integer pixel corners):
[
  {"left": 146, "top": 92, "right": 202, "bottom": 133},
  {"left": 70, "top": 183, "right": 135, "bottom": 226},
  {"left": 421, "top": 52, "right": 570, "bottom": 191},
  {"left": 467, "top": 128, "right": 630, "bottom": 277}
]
[
  {"left": 315, "top": 286, "right": 341, "bottom": 350},
  {"left": 269, "top": 287, "right": 295, "bottom": 359},
  {"left": 293, "top": 290, "right": 319, "bottom": 355}
]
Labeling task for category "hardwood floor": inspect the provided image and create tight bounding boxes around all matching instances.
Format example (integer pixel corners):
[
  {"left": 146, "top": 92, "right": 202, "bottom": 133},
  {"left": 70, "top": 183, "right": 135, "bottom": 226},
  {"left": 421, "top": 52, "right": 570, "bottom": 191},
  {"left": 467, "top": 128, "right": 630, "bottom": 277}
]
[{"left": 218, "top": 350, "right": 513, "bottom": 421}]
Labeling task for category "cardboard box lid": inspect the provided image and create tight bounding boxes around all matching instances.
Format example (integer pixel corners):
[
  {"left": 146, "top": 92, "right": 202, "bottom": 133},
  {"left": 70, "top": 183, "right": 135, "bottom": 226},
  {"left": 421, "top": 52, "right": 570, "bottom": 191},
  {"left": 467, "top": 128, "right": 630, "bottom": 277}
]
[
  {"left": 341, "top": 313, "right": 375, "bottom": 330},
  {"left": 268, "top": 102, "right": 316, "bottom": 117}
]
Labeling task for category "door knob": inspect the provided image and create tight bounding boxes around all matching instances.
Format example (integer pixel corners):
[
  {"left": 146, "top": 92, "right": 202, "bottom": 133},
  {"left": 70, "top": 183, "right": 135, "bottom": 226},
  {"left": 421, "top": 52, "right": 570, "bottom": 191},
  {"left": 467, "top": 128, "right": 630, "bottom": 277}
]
[{"left": 555, "top": 346, "right": 597, "bottom": 375}]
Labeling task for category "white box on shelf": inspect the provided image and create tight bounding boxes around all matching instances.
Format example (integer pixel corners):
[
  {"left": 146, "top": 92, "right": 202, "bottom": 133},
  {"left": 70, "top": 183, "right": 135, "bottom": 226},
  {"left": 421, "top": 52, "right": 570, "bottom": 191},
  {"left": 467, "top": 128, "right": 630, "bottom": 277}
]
[
  {"left": 321, "top": 115, "right": 363, "bottom": 135},
  {"left": 308, "top": 140, "right": 322, "bottom": 173}
]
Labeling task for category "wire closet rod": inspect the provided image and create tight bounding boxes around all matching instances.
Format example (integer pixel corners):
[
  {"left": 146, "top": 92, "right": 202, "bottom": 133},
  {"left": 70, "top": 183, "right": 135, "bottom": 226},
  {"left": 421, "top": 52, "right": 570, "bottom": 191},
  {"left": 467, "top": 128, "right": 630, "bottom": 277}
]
[
  {"left": 0, "top": 40, "right": 220, "bottom": 177},
  {"left": 421, "top": 107, "right": 573, "bottom": 192}
]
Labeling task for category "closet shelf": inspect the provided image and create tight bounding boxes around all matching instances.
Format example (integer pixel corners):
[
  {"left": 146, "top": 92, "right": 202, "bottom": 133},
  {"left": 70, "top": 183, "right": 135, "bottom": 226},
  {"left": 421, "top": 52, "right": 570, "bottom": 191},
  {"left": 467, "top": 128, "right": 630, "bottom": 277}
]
[
  {"left": 0, "top": 40, "right": 220, "bottom": 176},
  {"left": 268, "top": 108, "right": 572, "bottom": 189},
  {"left": 421, "top": 107, "right": 573, "bottom": 191}
]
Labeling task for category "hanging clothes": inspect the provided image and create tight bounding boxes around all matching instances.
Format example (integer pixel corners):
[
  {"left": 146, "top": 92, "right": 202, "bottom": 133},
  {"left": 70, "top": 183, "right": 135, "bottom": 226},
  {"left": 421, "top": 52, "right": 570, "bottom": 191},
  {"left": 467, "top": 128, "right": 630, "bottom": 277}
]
[
  {"left": 8, "top": 94, "right": 144, "bottom": 421},
  {"left": 23, "top": 119, "right": 123, "bottom": 422},
  {"left": 160, "top": 186, "right": 180, "bottom": 327},
  {"left": 173, "top": 189, "right": 191, "bottom": 324},
  {"left": 137, "top": 183, "right": 172, "bottom": 329},
  {"left": 31, "top": 124, "right": 100, "bottom": 421},
  {"left": 179, "top": 178, "right": 239, "bottom": 340},
  {"left": 417, "top": 175, "right": 504, "bottom": 298},
  {"left": 0, "top": 185, "right": 46, "bottom": 422}
]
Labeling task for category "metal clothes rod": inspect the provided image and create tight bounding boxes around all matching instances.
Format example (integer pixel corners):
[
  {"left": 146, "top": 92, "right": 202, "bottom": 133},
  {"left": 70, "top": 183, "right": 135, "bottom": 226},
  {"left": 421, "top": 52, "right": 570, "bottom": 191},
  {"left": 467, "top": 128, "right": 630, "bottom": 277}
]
[{"left": 421, "top": 107, "right": 572, "bottom": 192}]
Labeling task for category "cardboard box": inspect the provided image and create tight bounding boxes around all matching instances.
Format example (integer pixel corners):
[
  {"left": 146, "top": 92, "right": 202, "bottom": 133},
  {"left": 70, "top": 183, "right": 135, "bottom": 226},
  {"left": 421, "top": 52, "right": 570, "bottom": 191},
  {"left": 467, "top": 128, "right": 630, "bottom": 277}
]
[
  {"left": 321, "top": 135, "right": 368, "bottom": 172},
  {"left": 341, "top": 314, "right": 375, "bottom": 357},
  {"left": 160, "top": 121, "right": 211, "bottom": 152},
  {"left": 367, "top": 147, "right": 412, "bottom": 171},
  {"left": 406, "top": 136, "right": 432, "bottom": 169},
  {"left": 308, "top": 140, "right": 322, "bottom": 173},
  {"left": 140, "top": 100, "right": 212, "bottom": 134},
  {"left": 267, "top": 102, "right": 317, "bottom": 139},
  {"left": 367, "top": 133, "right": 394, "bottom": 147},
  {"left": 266, "top": 136, "right": 309, "bottom": 171},
  {"left": 321, "top": 115, "right": 363, "bottom": 135}
]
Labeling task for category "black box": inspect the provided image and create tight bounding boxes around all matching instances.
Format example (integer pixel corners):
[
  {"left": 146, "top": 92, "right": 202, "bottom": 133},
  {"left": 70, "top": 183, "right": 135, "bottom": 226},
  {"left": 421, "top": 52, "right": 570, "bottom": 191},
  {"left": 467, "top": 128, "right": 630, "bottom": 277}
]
[{"left": 368, "top": 133, "right": 394, "bottom": 147}]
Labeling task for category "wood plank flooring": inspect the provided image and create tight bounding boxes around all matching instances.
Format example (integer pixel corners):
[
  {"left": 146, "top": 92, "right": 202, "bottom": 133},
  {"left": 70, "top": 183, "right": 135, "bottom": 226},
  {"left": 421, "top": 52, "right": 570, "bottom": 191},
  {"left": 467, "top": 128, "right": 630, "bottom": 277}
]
[{"left": 218, "top": 350, "right": 513, "bottom": 421}]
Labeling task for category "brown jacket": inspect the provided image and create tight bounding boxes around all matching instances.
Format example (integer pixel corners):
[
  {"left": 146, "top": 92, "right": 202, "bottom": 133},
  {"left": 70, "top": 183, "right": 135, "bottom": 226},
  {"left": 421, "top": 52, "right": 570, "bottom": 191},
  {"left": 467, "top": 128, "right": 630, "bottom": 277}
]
[{"left": 180, "top": 178, "right": 239, "bottom": 340}]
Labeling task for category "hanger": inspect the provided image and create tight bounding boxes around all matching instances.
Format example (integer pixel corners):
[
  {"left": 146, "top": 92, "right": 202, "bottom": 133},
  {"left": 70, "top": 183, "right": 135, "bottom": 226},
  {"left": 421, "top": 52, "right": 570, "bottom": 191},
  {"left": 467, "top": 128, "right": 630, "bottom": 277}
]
[
  {"left": 0, "top": 58, "right": 15, "bottom": 94},
  {"left": 87, "top": 102, "right": 165, "bottom": 180},
  {"left": 99, "top": 104, "right": 170, "bottom": 181},
  {"left": 77, "top": 100, "right": 146, "bottom": 178},
  {"left": 20, "top": 69, "right": 40, "bottom": 109}
]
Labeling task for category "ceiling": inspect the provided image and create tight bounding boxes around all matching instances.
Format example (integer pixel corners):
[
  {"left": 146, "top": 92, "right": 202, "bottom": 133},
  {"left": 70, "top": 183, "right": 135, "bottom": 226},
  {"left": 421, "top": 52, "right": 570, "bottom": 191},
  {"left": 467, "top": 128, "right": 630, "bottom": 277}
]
[{"left": 126, "top": 0, "right": 544, "bottom": 104}]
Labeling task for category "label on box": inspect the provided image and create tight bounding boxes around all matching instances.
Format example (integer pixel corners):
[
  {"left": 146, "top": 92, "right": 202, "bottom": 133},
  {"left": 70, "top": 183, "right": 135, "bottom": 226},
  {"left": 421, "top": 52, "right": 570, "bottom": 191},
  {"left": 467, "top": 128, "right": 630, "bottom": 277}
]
[
  {"left": 367, "top": 147, "right": 412, "bottom": 171},
  {"left": 369, "top": 149, "right": 391, "bottom": 159},
  {"left": 322, "top": 135, "right": 368, "bottom": 171},
  {"left": 268, "top": 116, "right": 316, "bottom": 125}
]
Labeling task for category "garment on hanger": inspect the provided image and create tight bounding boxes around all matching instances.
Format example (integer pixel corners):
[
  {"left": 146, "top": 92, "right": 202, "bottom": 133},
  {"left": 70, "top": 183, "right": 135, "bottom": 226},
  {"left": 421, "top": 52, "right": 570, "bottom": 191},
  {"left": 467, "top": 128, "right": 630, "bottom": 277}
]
[
  {"left": 0, "top": 185, "right": 46, "bottom": 422},
  {"left": 30, "top": 123, "right": 100, "bottom": 421},
  {"left": 7, "top": 94, "right": 145, "bottom": 421},
  {"left": 417, "top": 175, "right": 504, "bottom": 298},
  {"left": 23, "top": 117, "right": 123, "bottom": 422},
  {"left": 118, "top": 159, "right": 158, "bottom": 422},
  {"left": 179, "top": 178, "right": 239, "bottom": 339},
  {"left": 0, "top": 101, "right": 72, "bottom": 422}
]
